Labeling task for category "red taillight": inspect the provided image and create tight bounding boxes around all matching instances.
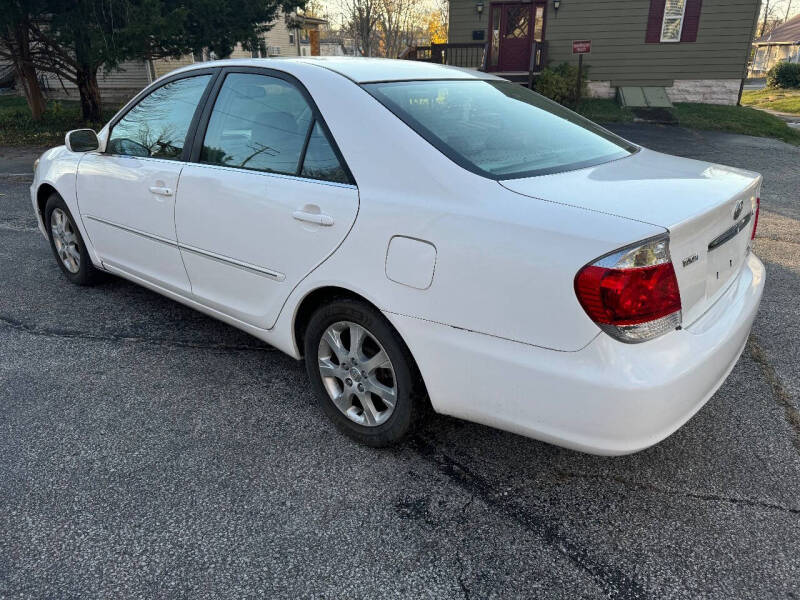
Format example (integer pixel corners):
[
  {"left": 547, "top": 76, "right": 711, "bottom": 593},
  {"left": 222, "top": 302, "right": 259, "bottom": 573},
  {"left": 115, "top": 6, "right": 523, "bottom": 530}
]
[
  {"left": 751, "top": 197, "right": 760, "bottom": 240},
  {"left": 574, "top": 235, "right": 682, "bottom": 343},
  {"left": 575, "top": 263, "right": 682, "bottom": 326}
]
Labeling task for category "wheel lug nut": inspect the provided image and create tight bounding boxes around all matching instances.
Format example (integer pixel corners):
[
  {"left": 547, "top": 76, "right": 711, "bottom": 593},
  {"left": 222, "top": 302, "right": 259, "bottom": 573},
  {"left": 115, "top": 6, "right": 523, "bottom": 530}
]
[
  {"left": 345, "top": 378, "right": 353, "bottom": 386},
  {"left": 361, "top": 371, "right": 367, "bottom": 378},
  {"left": 357, "top": 383, "right": 365, "bottom": 392}
]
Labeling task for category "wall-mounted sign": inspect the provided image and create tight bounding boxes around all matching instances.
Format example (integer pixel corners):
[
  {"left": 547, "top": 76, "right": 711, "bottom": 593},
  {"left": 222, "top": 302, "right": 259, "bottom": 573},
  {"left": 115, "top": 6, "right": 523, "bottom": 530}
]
[{"left": 572, "top": 40, "right": 591, "bottom": 54}]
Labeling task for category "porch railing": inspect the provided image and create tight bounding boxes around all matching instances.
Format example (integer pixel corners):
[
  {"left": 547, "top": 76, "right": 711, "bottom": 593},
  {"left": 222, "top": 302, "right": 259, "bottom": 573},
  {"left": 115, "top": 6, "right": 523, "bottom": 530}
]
[
  {"left": 400, "top": 43, "right": 486, "bottom": 70},
  {"left": 400, "top": 41, "right": 547, "bottom": 78}
]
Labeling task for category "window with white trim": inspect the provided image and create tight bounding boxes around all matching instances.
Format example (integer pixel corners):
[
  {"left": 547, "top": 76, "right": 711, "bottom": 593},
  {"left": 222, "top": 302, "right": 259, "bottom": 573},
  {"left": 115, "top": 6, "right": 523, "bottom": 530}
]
[{"left": 660, "top": 0, "right": 687, "bottom": 42}]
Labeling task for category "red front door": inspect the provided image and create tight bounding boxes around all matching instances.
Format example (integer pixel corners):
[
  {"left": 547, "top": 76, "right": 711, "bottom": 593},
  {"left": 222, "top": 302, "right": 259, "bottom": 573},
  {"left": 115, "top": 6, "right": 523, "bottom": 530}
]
[{"left": 487, "top": 2, "right": 545, "bottom": 72}]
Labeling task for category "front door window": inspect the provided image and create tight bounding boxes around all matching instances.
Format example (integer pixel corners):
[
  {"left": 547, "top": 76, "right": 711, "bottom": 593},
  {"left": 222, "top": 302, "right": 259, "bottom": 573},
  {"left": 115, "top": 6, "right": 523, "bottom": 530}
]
[
  {"left": 107, "top": 75, "right": 211, "bottom": 159},
  {"left": 533, "top": 5, "right": 544, "bottom": 42},
  {"left": 489, "top": 8, "right": 501, "bottom": 68},
  {"left": 504, "top": 5, "right": 530, "bottom": 39}
]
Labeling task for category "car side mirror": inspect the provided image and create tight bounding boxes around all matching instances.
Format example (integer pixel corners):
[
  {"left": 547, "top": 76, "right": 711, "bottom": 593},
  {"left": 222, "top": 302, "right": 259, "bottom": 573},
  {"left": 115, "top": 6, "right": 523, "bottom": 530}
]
[{"left": 65, "top": 129, "right": 100, "bottom": 153}]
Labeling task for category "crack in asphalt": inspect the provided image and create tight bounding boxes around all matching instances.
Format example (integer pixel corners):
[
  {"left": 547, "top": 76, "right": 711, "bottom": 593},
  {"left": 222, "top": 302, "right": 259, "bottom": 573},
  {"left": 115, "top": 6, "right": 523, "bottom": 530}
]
[
  {"left": 0, "top": 220, "right": 39, "bottom": 232},
  {"left": 410, "top": 435, "right": 649, "bottom": 600},
  {"left": 748, "top": 336, "right": 800, "bottom": 454},
  {"left": 454, "top": 494, "right": 475, "bottom": 600},
  {"left": 455, "top": 548, "right": 472, "bottom": 600},
  {"left": 0, "top": 313, "right": 276, "bottom": 353},
  {"left": 552, "top": 470, "right": 800, "bottom": 515}
]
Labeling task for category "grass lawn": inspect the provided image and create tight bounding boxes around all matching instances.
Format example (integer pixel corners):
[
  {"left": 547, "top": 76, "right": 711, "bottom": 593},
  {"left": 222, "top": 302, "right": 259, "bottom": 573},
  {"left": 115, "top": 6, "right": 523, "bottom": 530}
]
[
  {"left": 576, "top": 97, "right": 800, "bottom": 146},
  {"left": 0, "top": 95, "right": 118, "bottom": 146},
  {"left": 740, "top": 88, "right": 800, "bottom": 115},
  {"left": 673, "top": 102, "right": 800, "bottom": 145},
  {"left": 575, "top": 98, "right": 634, "bottom": 123}
]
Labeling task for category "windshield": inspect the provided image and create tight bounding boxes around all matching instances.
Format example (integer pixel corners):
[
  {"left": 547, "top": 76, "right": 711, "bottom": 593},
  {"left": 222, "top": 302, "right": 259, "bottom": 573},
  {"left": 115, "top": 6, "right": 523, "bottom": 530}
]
[{"left": 364, "top": 80, "right": 637, "bottom": 179}]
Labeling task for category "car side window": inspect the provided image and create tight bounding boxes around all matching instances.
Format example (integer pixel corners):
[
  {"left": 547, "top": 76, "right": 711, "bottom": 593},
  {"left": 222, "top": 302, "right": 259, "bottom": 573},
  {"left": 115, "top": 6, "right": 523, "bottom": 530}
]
[
  {"left": 301, "top": 121, "right": 350, "bottom": 184},
  {"left": 200, "top": 72, "right": 350, "bottom": 183},
  {"left": 107, "top": 74, "right": 212, "bottom": 160},
  {"left": 200, "top": 73, "right": 313, "bottom": 175}
]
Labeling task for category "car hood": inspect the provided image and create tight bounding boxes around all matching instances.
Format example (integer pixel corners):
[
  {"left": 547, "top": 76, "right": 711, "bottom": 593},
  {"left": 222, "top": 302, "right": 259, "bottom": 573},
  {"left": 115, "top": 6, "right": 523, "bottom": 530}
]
[{"left": 499, "top": 147, "right": 760, "bottom": 228}]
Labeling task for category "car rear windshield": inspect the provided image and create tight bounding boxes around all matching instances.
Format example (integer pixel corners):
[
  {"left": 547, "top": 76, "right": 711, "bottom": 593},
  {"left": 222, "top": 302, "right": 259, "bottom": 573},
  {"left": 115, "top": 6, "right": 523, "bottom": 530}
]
[{"left": 363, "top": 80, "right": 637, "bottom": 179}]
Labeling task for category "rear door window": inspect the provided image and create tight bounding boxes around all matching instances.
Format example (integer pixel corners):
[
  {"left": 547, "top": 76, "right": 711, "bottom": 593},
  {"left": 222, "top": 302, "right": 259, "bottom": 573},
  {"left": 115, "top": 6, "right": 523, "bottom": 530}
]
[
  {"left": 199, "top": 72, "right": 351, "bottom": 183},
  {"left": 200, "top": 73, "right": 312, "bottom": 175},
  {"left": 300, "top": 122, "right": 350, "bottom": 184}
]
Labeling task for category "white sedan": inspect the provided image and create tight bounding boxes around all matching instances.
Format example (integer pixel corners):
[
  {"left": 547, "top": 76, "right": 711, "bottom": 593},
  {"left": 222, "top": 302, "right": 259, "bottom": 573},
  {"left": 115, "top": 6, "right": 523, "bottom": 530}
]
[{"left": 31, "top": 58, "right": 765, "bottom": 455}]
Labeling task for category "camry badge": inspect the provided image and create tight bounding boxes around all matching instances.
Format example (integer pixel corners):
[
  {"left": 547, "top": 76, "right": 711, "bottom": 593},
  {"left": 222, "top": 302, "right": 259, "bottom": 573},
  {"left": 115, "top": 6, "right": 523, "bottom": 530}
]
[
  {"left": 682, "top": 254, "right": 699, "bottom": 268},
  {"left": 733, "top": 199, "right": 744, "bottom": 221}
]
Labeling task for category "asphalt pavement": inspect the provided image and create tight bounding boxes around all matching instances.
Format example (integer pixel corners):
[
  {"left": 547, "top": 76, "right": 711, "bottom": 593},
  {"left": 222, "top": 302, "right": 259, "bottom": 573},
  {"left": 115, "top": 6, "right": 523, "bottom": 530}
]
[{"left": 1, "top": 125, "right": 799, "bottom": 599}]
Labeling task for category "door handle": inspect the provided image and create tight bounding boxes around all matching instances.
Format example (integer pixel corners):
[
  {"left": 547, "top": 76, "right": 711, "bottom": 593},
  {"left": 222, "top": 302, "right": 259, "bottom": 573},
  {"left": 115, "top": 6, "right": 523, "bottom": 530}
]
[
  {"left": 292, "top": 210, "right": 334, "bottom": 226},
  {"left": 149, "top": 186, "right": 173, "bottom": 197}
]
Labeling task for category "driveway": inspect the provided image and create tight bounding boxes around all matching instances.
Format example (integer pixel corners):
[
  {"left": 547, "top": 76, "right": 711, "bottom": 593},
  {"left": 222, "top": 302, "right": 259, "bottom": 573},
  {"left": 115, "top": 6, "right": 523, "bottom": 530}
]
[
  {"left": 0, "top": 145, "right": 49, "bottom": 176},
  {"left": 1, "top": 126, "right": 799, "bottom": 599}
]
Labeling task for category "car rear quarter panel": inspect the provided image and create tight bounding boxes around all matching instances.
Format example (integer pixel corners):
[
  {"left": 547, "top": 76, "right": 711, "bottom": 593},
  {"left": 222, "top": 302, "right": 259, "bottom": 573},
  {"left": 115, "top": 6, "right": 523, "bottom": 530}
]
[{"left": 285, "top": 64, "right": 665, "bottom": 351}]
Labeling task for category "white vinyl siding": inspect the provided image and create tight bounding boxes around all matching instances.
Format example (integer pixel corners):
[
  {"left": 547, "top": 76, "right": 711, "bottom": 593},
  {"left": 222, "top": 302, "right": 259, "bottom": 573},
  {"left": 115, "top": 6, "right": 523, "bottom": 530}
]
[
  {"left": 660, "top": 0, "right": 687, "bottom": 42},
  {"left": 228, "top": 44, "right": 254, "bottom": 59},
  {"left": 151, "top": 55, "right": 196, "bottom": 79},
  {"left": 264, "top": 12, "right": 299, "bottom": 57}
]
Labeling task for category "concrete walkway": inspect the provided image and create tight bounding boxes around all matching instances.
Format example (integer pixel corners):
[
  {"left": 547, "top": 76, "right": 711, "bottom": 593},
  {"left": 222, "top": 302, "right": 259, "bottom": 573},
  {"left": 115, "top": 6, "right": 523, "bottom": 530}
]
[{"left": 756, "top": 107, "right": 800, "bottom": 128}]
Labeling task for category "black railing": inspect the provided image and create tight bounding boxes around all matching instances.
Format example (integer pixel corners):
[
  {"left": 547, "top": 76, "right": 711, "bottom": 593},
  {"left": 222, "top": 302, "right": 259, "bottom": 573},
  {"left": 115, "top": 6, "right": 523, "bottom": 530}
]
[{"left": 400, "top": 43, "right": 486, "bottom": 70}]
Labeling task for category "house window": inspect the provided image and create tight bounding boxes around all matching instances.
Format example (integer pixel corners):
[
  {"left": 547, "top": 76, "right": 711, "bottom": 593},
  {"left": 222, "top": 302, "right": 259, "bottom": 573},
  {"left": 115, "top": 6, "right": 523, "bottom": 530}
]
[
  {"left": 752, "top": 47, "right": 767, "bottom": 71},
  {"left": 660, "top": 0, "right": 687, "bottom": 42}
]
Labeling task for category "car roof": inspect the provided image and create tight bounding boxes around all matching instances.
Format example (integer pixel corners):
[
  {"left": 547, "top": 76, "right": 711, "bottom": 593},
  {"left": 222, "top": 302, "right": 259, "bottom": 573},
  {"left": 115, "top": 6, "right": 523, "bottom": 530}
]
[
  {"left": 294, "top": 57, "right": 503, "bottom": 83},
  {"left": 169, "top": 57, "right": 503, "bottom": 84}
]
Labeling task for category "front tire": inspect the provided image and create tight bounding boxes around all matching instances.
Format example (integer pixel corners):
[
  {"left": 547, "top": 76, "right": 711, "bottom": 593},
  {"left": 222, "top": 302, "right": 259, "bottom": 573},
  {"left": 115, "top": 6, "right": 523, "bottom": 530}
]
[
  {"left": 304, "top": 298, "right": 422, "bottom": 447},
  {"left": 44, "top": 193, "right": 101, "bottom": 286}
]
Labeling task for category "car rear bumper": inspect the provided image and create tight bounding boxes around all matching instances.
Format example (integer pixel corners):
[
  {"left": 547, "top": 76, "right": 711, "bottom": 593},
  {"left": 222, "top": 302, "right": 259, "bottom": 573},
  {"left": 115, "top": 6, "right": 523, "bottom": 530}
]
[{"left": 385, "top": 252, "right": 765, "bottom": 455}]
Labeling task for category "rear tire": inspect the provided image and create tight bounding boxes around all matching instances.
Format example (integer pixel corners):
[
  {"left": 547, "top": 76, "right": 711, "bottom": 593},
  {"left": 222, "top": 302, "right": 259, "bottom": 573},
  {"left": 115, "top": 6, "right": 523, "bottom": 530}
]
[
  {"left": 44, "top": 193, "right": 102, "bottom": 286},
  {"left": 304, "top": 298, "right": 422, "bottom": 447}
]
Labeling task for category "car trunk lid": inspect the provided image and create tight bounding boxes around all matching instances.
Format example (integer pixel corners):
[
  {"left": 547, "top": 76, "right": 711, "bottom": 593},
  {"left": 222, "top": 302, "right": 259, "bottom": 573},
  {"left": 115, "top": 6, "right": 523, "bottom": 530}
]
[{"left": 500, "top": 148, "right": 761, "bottom": 326}]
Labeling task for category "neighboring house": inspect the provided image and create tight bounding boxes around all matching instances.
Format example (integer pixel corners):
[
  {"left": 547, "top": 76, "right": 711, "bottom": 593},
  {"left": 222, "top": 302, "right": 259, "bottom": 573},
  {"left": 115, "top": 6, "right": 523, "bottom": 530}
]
[
  {"left": 31, "top": 11, "right": 327, "bottom": 104},
  {"left": 446, "top": 0, "right": 760, "bottom": 104},
  {"left": 259, "top": 11, "right": 328, "bottom": 57},
  {"left": 315, "top": 35, "right": 358, "bottom": 57},
  {"left": 749, "top": 14, "right": 800, "bottom": 78}
]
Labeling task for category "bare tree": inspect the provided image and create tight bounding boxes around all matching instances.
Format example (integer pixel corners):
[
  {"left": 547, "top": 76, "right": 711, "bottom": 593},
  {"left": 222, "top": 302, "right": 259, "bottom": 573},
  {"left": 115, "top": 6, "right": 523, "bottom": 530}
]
[
  {"left": 760, "top": 0, "right": 773, "bottom": 36},
  {"left": 340, "top": 0, "right": 380, "bottom": 57},
  {"left": 378, "top": 0, "right": 422, "bottom": 59},
  {"left": 758, "top": 0, "right": 799, "bottom": 37}
]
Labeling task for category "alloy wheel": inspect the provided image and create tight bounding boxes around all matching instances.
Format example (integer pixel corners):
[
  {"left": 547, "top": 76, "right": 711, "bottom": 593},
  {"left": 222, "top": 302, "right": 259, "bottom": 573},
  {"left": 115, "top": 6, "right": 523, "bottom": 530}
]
[
  {"left": 50, "top": 208, "right": 81, "bottom": 274},
  {"left": 317, "top": 320, "right": 398, "bottom": 427}
]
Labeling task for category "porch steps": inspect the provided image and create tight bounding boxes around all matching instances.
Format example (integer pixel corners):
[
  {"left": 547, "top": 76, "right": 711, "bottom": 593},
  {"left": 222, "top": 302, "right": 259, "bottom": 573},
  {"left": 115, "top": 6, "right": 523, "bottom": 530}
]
[{"left": 494, "top": 71, "right": 539, "bottom": 84}]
